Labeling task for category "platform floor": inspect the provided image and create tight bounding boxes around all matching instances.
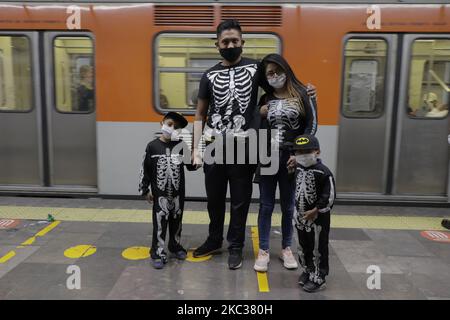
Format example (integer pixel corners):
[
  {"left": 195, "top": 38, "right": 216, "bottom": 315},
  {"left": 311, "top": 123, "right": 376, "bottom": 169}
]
[{"left": 0, "top": 196, "right": 449, "bottom": 300}]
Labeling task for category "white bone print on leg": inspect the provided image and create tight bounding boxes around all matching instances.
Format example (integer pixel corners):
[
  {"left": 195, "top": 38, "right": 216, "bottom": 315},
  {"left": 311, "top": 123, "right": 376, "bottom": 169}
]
[{"left": 155, "top": 196, "right": 171, "bottom": 260}]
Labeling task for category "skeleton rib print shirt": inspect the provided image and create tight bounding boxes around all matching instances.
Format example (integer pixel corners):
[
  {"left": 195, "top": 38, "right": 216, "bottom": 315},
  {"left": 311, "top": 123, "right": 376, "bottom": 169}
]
[
  {"left": 294, "top": 160, "right": 336, "bottom": 230},
  {"left": 261, "top": 92, "right": 318, "bottom": 149},
  {"left": 198, "top": 57, "right": 260, "bottom": 138},
  {"left": 139, "top": 139, "right": 190, "bottom": 200}
]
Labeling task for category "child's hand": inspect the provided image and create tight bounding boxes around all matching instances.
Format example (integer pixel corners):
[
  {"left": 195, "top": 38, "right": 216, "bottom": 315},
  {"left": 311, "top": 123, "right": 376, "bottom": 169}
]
[
  {"left": 260, "top": 104, "right": 269, "bottom": 118},
  {"left": 304, "top": 208, "right": 318, "bottom": 221},
  {"left": 145, "top": 193, "right": 153, "bottom": 204}
]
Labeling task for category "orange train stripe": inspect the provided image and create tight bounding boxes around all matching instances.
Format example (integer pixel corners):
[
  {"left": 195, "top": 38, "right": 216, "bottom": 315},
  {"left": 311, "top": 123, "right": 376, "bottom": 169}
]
[{"left": 0, "top": 4, "right": 449, "bottom": 124}]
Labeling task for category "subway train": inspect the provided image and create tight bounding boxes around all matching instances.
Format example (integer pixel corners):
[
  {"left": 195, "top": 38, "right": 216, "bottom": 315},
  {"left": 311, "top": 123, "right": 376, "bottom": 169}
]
[{"left": 0, "top": 0, "right": 449, "bottom": 204}]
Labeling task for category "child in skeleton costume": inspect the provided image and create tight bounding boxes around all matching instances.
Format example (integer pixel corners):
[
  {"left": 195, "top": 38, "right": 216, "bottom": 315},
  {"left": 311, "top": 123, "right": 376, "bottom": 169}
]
[
  {"left": 253, "top": 54, "right": 318, "bottom": 273},
  {"left": 291, "top": 134, "right": 335, "bottom": 293},
  {"left": 139, "top": 112, "right": 195, "bottom": 269}
]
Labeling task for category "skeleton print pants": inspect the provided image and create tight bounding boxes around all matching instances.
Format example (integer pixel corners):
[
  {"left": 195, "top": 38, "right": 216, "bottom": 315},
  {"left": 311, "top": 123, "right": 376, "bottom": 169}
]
[
  {"left": 296, "top": 211, "right": 330, "bottom": 282},
  {"left": 150, "top": 195, "right": 185, "bottom": 260}
]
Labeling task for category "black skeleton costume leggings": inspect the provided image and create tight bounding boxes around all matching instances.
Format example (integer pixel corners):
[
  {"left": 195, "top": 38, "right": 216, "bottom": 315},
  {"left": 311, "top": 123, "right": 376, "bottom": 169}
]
[
  {"left": 150, "top": 195, "right": 185, "bottom": 260},
  {"left": 296, "top": 211, "right": 330, "bottom": 284}
]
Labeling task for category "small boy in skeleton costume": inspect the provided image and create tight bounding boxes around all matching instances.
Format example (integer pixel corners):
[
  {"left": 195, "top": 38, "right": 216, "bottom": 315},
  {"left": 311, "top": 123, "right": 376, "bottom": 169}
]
[
  {"left": 291, "top": 134, "right": 335, "bottom": 292},
  {"left": 139, "top": 112, "right": 195, "bottom": 269}
]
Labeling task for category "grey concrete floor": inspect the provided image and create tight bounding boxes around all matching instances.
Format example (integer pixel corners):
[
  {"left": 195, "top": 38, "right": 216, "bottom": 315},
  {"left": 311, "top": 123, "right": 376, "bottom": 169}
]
[
  {"left": 1, "top": 197, "right": 449, "bottom": 299},
  {"left": 0, "top": 213, "right": 449, "bottom": 299}
]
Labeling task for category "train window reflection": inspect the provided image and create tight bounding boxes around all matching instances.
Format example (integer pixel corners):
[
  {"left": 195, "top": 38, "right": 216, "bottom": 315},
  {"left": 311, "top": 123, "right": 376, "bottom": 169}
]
[
  {"left": 53, "top": 36, "right": 94, "bottom": 113},
  {"left": 342, "top": 39, "right": 387, "bottom": 118},
  {"left": 0, "top": 36, "right": 32, "bottom": 112},
  {"left": 155, "top": 33, "right": 280, "bottom": 111},
  {"left": 408, "top": 39, "right": 450, "bottom": 119}
]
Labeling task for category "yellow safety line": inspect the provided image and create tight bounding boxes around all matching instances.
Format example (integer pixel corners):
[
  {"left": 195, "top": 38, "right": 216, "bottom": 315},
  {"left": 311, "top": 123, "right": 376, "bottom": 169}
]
[
  {"left": 0, "top": 251, "right": 16, "bottom": 264},
  {"left": 36, "top": 221, "right": 60, "bottom": 237},
  {"left": 251, "top": 226, "right": 270, "bottom": 293},
  {"left": 0, "top": 205, "right": 447, "bottom": 230},
  {"left": 0, "top": 221, "right": 60, "bottom": 264}
]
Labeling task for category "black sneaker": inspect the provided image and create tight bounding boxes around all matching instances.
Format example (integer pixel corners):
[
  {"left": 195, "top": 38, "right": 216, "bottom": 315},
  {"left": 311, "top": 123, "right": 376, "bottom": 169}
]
[
  {"left": 298, "top": 272, "right": 310, "bottom": 286},
  {"left": 228, "top": 249, "right": 243, "bottom": 270},
  {"left": 303, "top": 279, "right": 326, "bottom": 293},
  {"left": 169, "top": 245, "right": 188, "bottom": 260},
  {"left": 193, "top": 241, "right": 222, "bottom": 258},
  {"left": 442, "top": 219, "right": 450, "bottom": 230}
]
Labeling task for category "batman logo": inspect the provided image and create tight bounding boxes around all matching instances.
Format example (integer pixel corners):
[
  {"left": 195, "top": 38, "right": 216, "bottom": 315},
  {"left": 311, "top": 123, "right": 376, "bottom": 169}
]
[{"left": 296, "top": 137, "right": 309, "bottom": 145}]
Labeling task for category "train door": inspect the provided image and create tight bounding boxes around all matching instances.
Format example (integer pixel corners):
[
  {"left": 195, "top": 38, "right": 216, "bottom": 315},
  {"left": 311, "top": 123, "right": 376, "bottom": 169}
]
[
  {"left": 44, "top": 32, "right": 96, "bottom": 190},
  {"left": 0, "top": 31, "right": 97, "bottom": 193},
  {"left": 0, "top": 32, "right": 41, "bottom": 188},
  {"left": 393, "top": 35, "right": 450, "bottom": 198},
  {"left": 336, "top": 34, "right": 450, "bottom": 202}
]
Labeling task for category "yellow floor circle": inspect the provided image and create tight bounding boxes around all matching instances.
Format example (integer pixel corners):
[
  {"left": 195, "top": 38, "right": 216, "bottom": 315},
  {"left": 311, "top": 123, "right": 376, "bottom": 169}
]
[
  {"left": 186, "top": 249, "right": 212, "bottom": 262},
  {"left": 64, "top": 245, "right": 97, "bottom": 259},
  {"left": 121, "top": 246, "right": 150, "bottom": 260}
]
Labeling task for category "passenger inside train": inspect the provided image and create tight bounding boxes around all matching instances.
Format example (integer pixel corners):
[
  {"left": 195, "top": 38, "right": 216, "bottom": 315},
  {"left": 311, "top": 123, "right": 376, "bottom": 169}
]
[
  {"left": 77, "top": 64, "right": 94, "bottom": 112},
  {"left": 424, "top": 92, "right": 449, "bottom": 118}
]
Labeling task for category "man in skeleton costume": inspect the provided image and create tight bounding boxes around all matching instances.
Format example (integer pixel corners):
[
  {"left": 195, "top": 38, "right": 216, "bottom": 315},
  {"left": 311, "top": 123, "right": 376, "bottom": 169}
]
[
  {"left": 190, "top": 19, "right": 264, "bottom": 270},
  {"left": 139, "top": 112, "right": 195, "bottom": 269},
  {"left": 291, "top": 134, "right": 335, "bottom": 292}
]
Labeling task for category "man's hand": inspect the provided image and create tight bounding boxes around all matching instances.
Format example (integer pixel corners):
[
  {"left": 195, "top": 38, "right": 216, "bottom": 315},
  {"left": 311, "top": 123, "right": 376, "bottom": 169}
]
[
  {"left": 260, "top": 104, "right": 269, "bottom": 118},
  {"left": 192, "top": 148, "right": 203, "bottom": 169},
  {"left": 287, "top": 155, "right": 297, "bottom": 174},
  {"left": 304, "top": 207, "right": 319, "bottom": 221},
  {"left": 145, "top": 193, "right": 153, "bottom": 204},
  {"left": 306, "top": 83, "right": 317, "bottom": 99}
]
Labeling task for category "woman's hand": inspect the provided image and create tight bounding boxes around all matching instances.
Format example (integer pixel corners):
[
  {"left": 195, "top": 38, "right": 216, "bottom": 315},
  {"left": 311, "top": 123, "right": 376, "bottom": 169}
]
[
  {"left": 260, "top": 104, "right": 269, "bottom": 118},
  {"left": 306, "top": 83, "right": 317, "bottom": 99}
]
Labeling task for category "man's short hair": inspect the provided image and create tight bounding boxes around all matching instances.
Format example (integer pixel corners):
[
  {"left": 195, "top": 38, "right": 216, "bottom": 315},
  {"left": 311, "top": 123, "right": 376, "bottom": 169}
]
[{"left": 216, "top": 19, "right": 242, "bottom": 38}]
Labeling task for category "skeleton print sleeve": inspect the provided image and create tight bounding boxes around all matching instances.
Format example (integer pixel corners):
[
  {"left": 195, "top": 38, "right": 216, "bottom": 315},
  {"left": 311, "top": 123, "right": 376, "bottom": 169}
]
[
  {"left": 197, "top": 72, "right": 210, "bottom": 100},
  {"left": 138, "top": 144, "right": 152, "bottom": 196},
  {"left": 316, "top": 173, "right": 336, "bottom": 214},
  {"left": 302, "top": 92, "right": 318, "bottom": 136}
]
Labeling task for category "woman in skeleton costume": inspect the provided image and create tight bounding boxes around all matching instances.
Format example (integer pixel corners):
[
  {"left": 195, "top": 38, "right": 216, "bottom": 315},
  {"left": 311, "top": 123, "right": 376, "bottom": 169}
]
[
  {"left": 254, "top": 53, "right": 318, "bottom": 273},
  {"left": 291, "top": 134, "right": 335, "bottom": 293},
  {"left": 139, "top": 112, "right": 196, "bottom": 269}
]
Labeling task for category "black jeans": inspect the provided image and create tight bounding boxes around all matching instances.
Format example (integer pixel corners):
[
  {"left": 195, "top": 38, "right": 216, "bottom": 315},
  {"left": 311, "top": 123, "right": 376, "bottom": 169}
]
[{"left": 204, "top": 162, "right": 256, "bottom": 250}]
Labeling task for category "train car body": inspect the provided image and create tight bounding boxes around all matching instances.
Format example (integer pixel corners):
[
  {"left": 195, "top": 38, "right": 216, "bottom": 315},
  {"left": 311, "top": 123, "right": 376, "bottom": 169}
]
[{"left": 0, "top": 0, "right": 449, "bottom": 203}]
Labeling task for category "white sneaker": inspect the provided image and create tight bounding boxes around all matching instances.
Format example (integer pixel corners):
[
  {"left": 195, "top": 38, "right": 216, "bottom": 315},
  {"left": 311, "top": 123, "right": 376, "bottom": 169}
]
[
  {"left": 280, "top": 247, "right": 298, "bottom": 270},
  {"left": 254, "top": 249, "right": 270, "bottom": 272}
]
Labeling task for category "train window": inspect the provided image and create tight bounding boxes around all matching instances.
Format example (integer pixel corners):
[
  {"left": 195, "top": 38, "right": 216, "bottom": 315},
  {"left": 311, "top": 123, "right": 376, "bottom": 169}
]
[
  {"left": 53, "top": 36, "right": 94, "bottom": 113},
  {"left": 155, "top": 33, "right": 280, "bottom": 111},
  {"left": 342, "top": 39, "right": 387, "bottom": 118},
  {"left": 408, "top": 39, "right": 450, "bottom": 119},
  {"left": 0, "top": 36, "right": 33, "bottom": 112}
]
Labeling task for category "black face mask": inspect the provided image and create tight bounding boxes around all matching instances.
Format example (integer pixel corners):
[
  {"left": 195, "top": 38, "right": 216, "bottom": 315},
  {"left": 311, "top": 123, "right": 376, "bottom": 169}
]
[{"left": 219, "top": 46, "right": 242, "bottom": 63}]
